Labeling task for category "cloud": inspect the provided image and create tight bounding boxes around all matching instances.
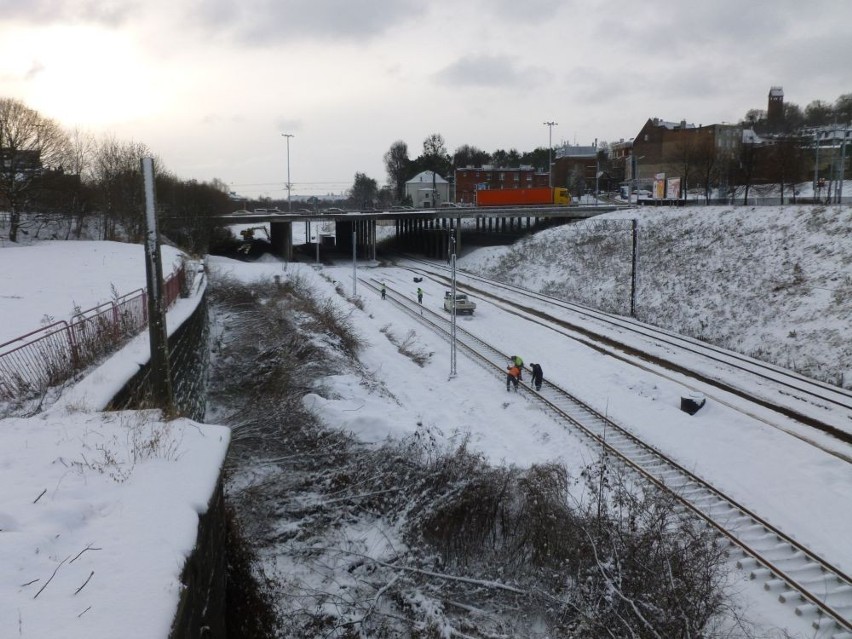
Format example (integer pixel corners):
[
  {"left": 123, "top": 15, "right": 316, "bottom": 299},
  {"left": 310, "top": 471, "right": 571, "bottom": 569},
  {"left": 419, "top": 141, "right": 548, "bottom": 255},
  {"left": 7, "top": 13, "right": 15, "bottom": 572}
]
[
  {"left": 190, "top": 0, "right": 425, "bottom": 45},
  {"left": 0, "top": 0, "right": 137, "bottom": 26},
  {"left": 476, "top": 0, "right": 571, "bottom": 24},
  {"left": 274, "top": 117, "right": 303, "bottom": 132},
  {"left": 434, "top": 55, "right": 551, "bottom": 89},
  {"left": 24, "top": 60, "right": 45, "bottom": 80}
]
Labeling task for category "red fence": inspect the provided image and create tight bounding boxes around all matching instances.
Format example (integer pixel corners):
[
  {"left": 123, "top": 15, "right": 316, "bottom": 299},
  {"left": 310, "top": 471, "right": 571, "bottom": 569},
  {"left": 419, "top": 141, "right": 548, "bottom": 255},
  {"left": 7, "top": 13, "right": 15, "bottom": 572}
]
[{"left": 0, "top": 266, "right": 187, "bottom": 401}]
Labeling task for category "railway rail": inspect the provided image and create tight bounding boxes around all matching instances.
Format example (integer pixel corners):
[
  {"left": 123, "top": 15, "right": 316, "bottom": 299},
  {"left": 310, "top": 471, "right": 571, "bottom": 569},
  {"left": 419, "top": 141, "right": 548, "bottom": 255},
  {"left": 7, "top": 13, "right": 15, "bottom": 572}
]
[
  {"left": 394, "top": 256, "right": 852, "bottom": 447},
  {"left": 360, "top": 275, "right": 852, "bottom": 637}
]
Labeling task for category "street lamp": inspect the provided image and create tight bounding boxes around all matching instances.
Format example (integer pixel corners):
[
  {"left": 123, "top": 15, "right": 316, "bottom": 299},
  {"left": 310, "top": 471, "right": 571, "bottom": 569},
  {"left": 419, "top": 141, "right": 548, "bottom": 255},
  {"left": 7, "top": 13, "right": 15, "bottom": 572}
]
[
  {"left": 448, "top": 230, "right": 457, "bottom": 380},
  {"left": 629, "top": 154, "right": 645, "bottom": 204},
  {"left": 281, "top": 133, "right": 294, "bottom": 212},
  {"left": 543, "top": 121, "right": 558, "bottom": 188}
]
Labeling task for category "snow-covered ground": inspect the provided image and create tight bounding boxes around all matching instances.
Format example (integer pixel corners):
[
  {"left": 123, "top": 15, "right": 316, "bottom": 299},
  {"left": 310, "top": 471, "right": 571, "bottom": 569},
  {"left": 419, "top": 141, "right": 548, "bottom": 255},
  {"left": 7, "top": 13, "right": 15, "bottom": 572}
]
[
  {"left": 0, "top": 261, "right": 229, "bottom": 638},
  {"left": 1, "top": 202, "right": 851, "bottom": 637}
]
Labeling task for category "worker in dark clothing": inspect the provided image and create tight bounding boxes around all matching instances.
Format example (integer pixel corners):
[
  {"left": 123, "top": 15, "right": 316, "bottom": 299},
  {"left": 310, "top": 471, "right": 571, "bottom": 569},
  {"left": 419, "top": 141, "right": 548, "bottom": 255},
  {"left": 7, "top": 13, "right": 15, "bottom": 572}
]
[
  {"left": 530, "top": 363, "right": 543, "bottom": 391},
  {"left": 417, "top": 287, "right": 423, "bottom": 304},
  {"left": 381, "top": 283, "right": 386, "bottom": 299}
]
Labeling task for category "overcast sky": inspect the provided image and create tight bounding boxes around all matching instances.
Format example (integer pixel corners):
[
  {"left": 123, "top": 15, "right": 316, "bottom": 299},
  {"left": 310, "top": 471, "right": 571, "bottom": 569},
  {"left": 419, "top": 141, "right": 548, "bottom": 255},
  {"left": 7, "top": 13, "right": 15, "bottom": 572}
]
[{"left": 2, "top": 0, "right": 851, "bottom": 199}]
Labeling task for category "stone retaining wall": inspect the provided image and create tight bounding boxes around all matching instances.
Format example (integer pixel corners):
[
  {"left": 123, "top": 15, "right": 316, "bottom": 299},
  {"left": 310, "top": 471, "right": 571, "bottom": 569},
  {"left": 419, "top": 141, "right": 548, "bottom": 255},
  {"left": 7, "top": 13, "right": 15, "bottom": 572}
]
[{"left": 107, "top": 289, "right": 228, "bottom": 638}]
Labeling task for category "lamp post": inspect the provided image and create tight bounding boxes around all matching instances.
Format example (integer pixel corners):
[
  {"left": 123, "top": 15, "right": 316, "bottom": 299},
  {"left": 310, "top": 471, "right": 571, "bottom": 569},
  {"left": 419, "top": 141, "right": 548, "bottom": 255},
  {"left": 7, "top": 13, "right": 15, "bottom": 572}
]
[
  {"left": 448, "top": 231, "right": 457, "bottom": 380},
  {"left": 629, "top": 154, "right": 645, "bottom": 204},
  {"left": 281, "top": 133, "right": 294, "bottom": 212},
  {"left": 543, "top": 121, "right": 558, "bottom": 188}
]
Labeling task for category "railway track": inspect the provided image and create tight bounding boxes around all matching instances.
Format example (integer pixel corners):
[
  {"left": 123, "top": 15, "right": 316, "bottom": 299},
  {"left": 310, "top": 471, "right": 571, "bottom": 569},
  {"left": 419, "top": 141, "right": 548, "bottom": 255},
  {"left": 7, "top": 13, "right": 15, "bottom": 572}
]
[
  {"left": 393, "top": 256, "right": 852, "bottom": 447},
  {"left": 361, "top": 275, "right": 852, "bottom": 637}
]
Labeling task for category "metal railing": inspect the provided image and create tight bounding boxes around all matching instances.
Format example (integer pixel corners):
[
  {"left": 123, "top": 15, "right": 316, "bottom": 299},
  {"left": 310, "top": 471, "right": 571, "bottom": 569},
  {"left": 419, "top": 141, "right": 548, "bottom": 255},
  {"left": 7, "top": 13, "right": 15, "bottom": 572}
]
[{"left": 0, "top": 266, "right": 187, "bottom": 401}]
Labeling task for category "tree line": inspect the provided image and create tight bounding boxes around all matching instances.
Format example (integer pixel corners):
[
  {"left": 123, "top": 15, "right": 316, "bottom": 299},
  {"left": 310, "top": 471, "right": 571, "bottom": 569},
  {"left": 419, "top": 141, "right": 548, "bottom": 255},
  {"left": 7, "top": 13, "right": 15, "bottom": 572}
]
[{"left": 0, "top": 97, "right": 233, "bottom": 250}]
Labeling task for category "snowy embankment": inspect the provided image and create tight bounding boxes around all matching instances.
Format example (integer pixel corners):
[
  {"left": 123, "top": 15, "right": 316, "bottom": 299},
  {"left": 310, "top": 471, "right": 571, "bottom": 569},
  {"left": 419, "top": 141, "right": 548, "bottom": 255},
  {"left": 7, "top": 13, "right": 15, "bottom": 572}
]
[
  {"left": 459, "top": 204, "right": 852, "bottom": 388},
  {"left": 0, "top": 242, "right": 229, "bottom": 639}
]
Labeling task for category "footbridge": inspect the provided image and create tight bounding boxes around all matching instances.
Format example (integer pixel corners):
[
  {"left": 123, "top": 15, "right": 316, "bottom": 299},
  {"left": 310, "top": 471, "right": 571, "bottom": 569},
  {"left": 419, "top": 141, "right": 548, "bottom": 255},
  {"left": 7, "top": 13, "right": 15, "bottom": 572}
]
[{"left": 216, "top": 204, "right": 621, "bottom": 260}]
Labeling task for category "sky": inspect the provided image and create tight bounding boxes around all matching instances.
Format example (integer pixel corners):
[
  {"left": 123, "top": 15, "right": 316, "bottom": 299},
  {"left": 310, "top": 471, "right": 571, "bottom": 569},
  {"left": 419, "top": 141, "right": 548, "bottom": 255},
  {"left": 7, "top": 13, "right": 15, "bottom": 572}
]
[
  {"left": 2, "top": 0, "right": 852, "bottom": 199},
  {"left": 1, "top": 207, "right": 850, "bottom": 636}
]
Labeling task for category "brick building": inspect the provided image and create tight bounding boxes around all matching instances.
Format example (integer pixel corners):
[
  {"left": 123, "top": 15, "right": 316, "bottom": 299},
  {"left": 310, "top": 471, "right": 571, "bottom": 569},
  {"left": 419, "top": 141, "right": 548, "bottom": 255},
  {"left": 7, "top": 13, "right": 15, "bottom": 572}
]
[
  {"left": 551, "top": 144, "right": 598, "bottom": 196},
  {"left": 631, "top": 118, "right": 743, "bottom": 191}
]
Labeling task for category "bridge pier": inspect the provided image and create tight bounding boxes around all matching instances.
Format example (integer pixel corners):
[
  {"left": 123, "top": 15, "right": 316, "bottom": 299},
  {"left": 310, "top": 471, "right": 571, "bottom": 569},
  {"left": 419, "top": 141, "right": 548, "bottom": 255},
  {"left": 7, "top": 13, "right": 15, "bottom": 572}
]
[{"left": 269, "top": 221, "right": 293, "bottom": 260}]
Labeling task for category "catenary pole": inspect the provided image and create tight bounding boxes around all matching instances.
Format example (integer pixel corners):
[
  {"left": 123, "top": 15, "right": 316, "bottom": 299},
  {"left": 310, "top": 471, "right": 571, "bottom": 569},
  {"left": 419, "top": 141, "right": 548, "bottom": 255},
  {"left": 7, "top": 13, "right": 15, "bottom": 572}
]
[
  {"left": 281, "top": 133, "right": 294, "bottom": 212},
  {"left": 449, "top": 232, "right": 457, "bottom": 379},
  {"left": 141, "top": 157, "right": 174, "bottom": 416}
]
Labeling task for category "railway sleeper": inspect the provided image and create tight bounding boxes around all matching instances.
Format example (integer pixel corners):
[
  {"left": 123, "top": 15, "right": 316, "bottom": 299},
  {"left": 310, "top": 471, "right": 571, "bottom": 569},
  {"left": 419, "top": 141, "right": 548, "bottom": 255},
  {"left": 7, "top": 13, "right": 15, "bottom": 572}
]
[
  {"left": 777, "top": 589, "right": 803, "bottom": 604},
  {"left": 764, "top": 578, "right": 789, "bottom": 593},
  {"left": 736, "top": 556, "right": 760, "bottom": 570},
  {"left": 750, "top": 541, "right": 801, "bottom": 559},
  {"left": 805, "top": 606, "right": 852, "bottom": 632},
  {"left": 762, "top": 550, "right": 806, "bottom": 569},
  {"left": 749, "top": 568, "right": 773, "bottom": 581}
]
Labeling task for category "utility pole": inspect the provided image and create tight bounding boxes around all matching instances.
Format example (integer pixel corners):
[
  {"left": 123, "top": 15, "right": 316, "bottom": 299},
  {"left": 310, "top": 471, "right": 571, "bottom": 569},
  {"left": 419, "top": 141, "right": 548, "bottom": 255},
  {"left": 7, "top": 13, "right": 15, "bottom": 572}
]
[
  {"left": 449, "top": 232, "right": 457, "bottom": 380},
  {"left": 282, "top": 133, "right": 294, "bottom": 212},
  {"left": 594, "top": 138, "right": 600, "bottom": 206},
  {"left": 838, "top": 126, "right": 847, "bottom": 202},
  {"left": 544, "top": 121, "right": 558, "bottom": 188},
  {"left": 140, "top": 157, "right": 174, "bottom": 416}
]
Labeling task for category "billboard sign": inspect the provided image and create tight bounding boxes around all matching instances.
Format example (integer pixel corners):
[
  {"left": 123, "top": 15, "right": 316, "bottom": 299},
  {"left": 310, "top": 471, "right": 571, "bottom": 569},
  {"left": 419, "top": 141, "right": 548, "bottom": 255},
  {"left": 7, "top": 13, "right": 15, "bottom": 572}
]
[
  {"left": 653, "top": 173, "right": 666, "bottom": 199},
  {"left": 666, "top": 177, "right": 681, "bottom": 200}
]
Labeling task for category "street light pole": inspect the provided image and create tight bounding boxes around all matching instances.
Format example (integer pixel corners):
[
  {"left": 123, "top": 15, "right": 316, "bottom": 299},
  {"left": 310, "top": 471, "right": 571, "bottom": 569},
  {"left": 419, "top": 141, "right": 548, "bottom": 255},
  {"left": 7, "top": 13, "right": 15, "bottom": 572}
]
[
  {"left": 449, "top": 232, "right": 457, "bottom": 380},
  {"left": 594, "top": 138, "right": 599, "bottom": 206},
  {"left": 543, "top": 121, "right": 558, "bottom": 188},
  {"left": 281, "top": 133, "right": 294, "bottom": 212}
]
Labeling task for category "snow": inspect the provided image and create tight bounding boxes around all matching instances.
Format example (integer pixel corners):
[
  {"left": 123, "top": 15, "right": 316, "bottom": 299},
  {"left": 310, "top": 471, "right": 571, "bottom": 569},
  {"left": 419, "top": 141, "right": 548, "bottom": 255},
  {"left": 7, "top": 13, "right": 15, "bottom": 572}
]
[
  {"left": 2, "top": 203, "right": 851, "bottom": 637},
  {"left": 0, "top": 412, "right": 229, "bottom": 639},
  {"left": 0, "top": 241, "right": 185, "bottom": 345},
  {"left": 1, "top": 242, "right": 228, "bottom": 639}
]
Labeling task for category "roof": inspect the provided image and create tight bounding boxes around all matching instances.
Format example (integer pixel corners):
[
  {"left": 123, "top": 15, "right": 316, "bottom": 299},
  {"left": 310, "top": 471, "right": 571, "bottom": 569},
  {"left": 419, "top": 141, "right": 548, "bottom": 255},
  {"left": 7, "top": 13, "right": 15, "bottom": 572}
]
[{"left": 406, "top": 170, "right": 447, "bottom": 184}]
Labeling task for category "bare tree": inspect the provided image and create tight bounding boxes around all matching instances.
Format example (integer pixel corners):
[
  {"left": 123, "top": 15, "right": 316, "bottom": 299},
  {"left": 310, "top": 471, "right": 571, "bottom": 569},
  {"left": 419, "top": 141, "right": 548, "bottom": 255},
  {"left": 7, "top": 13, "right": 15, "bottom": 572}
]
[
  {"left": 383, "top": 140, "right": 409, "bottom": 202},
  {"left": 0, "top": 98, "right": 69, "bottom": 242},
  {"left": 423, "top": 133, "right": 448, "bottom": 205},
  {"left": 90, "top": 136, "right": 154, "bottom": 241},
  {"left": 667, "top": 132, "right": 703, "bottom": 199},
  {"left": 765, "top": 138, "right": 806, "bottom": 202},
  {"left": 58, "top": 128, "right": 96, "bottom": 238},
  {"left": 692, "top": 133, "right": 719, "bottom": 203}
]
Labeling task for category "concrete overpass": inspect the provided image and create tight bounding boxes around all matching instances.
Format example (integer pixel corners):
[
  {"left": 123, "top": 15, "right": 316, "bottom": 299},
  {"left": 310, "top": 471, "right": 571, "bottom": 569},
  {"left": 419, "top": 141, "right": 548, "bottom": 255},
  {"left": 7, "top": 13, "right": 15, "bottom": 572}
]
[{"left": 216, "top": 205, "right": 621, "bottom": 260}]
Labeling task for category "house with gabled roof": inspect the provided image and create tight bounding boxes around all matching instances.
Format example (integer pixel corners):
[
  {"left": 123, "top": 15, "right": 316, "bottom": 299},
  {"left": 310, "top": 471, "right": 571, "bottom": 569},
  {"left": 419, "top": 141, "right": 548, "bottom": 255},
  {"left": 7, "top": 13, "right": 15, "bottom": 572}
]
[{"left": 405, "top": 171, "right": 450, "bottom": 208}]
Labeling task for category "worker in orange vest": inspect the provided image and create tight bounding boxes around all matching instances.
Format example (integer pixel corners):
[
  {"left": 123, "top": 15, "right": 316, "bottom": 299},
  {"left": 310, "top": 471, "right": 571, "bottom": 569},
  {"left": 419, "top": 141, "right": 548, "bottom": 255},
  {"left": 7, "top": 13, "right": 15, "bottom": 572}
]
[{"left": 506, "top": 362, "right": 520, "bottom": 392}]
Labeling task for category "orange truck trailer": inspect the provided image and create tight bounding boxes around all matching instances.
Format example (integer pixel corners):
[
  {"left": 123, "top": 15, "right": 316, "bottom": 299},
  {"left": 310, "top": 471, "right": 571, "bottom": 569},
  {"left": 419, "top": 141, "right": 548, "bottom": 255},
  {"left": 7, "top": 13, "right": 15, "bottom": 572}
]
[{"left": 475, "top": 187, "right": 571, "bottom": 206}]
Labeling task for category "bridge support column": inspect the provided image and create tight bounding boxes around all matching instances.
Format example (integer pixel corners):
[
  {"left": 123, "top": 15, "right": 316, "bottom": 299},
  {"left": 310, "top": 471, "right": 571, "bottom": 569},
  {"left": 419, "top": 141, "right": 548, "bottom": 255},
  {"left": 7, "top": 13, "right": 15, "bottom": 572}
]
[{"left": 269, "top": 221, "right": 292, "bottom": 260}]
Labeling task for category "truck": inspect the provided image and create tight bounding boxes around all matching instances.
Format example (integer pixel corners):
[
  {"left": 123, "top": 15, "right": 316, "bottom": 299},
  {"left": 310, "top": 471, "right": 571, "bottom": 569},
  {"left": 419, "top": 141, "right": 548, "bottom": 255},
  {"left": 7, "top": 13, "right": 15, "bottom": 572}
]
[
  {"left": 475, "top": 187, "right": 571, "bottom": 207},
  {"left": 444, "top": 291, "right": 476, "bottom": 315}
]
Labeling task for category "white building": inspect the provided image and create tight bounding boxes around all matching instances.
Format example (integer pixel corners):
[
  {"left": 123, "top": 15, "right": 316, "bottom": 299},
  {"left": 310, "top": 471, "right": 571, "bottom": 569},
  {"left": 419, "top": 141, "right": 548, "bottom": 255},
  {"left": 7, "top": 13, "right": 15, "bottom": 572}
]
[{"left": 405, "top": 171, "right": 449, "bottom": 208}]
